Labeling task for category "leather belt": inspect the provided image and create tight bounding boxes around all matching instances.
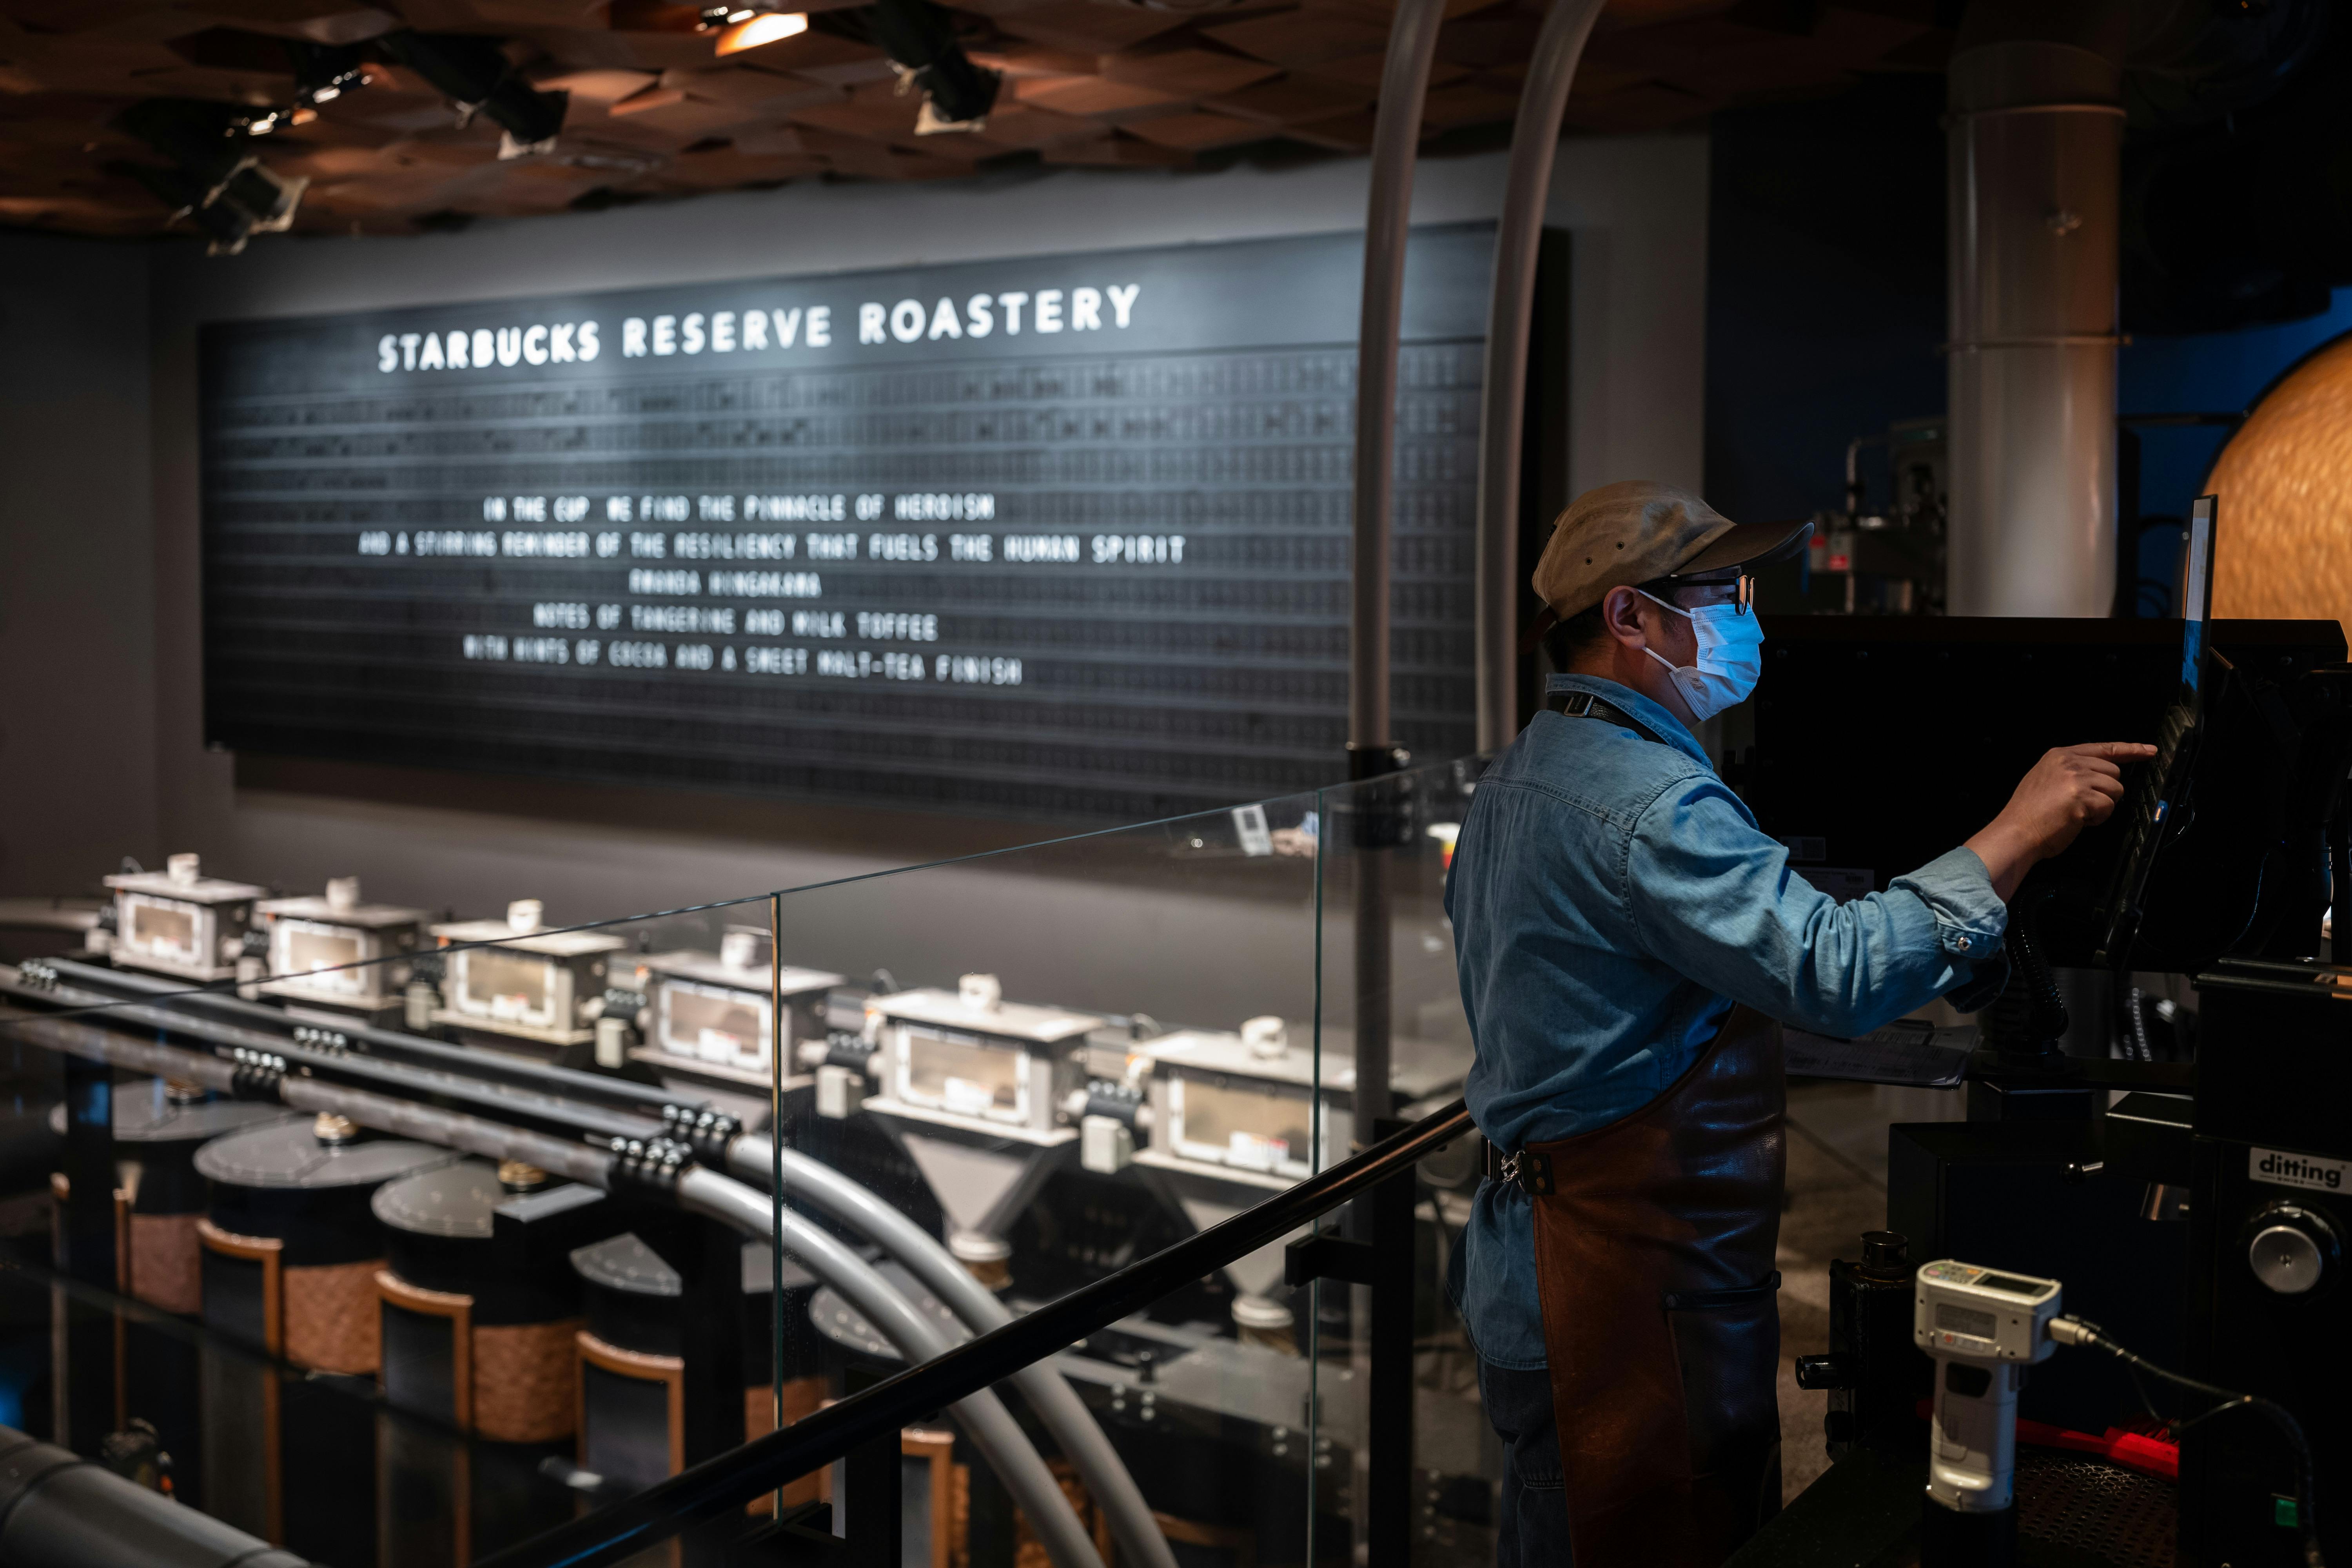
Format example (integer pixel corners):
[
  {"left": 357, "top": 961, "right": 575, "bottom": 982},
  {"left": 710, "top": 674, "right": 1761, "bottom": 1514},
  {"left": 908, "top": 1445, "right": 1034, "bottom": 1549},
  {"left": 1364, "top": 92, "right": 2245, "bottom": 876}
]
[
  {"left": 1482, "top": 1139, "right": 1554, "bottom": 1195},
  {"left": 1543, "top": 687, "right": 1667, "bottom": 748}
]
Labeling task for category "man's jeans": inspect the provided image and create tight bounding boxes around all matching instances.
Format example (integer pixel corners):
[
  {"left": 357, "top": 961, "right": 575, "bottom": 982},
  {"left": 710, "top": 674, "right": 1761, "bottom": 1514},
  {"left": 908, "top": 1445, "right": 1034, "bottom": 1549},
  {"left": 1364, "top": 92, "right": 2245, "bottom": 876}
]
[{"left": 1479, "top": 1358, "right": 1571, "bottom": 1568}]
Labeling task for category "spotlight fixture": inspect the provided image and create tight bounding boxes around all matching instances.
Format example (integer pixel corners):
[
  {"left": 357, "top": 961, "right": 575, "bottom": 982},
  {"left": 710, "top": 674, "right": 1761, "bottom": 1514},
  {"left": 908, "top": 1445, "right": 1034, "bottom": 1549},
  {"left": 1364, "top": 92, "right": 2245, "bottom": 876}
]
[
  {"left": 112, "top": 99, "right": 307, "bottom": 254},
  {"left": 371, "top": 30, "right": 570, "bottom": 158},
  {"left": 715, "top": 8, "right": 809, "bottom": 54},
  {"left": 285, "top": 40, "right": 372, "bottom": 109},
  {"left": 864, "top": 0, "right": 999, "bottom": 131}
]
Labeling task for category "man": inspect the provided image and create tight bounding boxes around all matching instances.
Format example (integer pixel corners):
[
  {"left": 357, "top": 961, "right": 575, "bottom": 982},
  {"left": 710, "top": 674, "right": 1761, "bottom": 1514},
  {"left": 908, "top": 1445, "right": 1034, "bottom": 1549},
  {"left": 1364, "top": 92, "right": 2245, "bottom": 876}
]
[{"left": 1445, "top": 481, "right": 2152, "bottom": 1568}]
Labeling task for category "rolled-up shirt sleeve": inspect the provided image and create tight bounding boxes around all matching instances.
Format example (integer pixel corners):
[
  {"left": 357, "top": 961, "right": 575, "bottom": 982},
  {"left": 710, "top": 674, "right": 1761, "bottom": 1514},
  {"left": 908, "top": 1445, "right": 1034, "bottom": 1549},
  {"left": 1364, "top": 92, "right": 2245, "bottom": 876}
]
[{"left": 1623, "top": 776, "right": 2010, "bottom": 1037}]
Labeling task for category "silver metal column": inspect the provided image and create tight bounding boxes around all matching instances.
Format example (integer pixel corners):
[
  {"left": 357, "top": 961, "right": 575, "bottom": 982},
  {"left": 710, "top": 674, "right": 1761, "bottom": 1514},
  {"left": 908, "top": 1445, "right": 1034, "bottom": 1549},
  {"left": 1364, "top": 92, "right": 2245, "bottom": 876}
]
[
  {"left": 1474, "top": 0, "right": 1608, "bottom": 752},
  {"left": 1347, "top": 0, "right": 1446, "bottom": 1125},
  {"left": 1945, "top": 22, "right": 2126, "bottom": 616}
]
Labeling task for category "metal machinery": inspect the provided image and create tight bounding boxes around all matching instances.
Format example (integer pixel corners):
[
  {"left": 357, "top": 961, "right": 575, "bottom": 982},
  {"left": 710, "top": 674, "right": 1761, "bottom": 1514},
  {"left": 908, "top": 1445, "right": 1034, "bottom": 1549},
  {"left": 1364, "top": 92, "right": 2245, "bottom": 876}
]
[
  {"left": 192, "top": 1114, "right": 460, "bottom": 1561},
  {"left": 372, "top": 1160, "right": 610, "bottom": 1566},
  {"left": 1753, "top": 602, "right": 2351, "bottom": 1568},
  {"left": 1134, "top": 1016, "right": 1460, "bottom": 1350},
  {"left": 255, "top": 877, "right": 429, "bottom": 1021},
  {"left": 621, "top": 927, "right": 844, "bottom": 1123},
  {"left": 102, "top": 855, "right": 264, "bottom": 985},
  {"left": 427, "top": 900, "right": 625, "bottom": 1056},
  {"left": 855, "top": 974, "right": 1106, "bottom": 1290},
  {"left": 1784, "top": 417, "right": 1949, "bottom": 617},
  {"left": 566, "top": 1230, "right": 820, "bottom": 1502}
]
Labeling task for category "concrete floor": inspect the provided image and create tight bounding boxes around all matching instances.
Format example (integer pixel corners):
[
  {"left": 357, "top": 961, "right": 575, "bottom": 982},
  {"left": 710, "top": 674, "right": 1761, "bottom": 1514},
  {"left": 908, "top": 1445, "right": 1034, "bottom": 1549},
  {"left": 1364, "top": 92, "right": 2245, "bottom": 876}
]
[{"left": 1775, "top": 1079, "right": 1967, "bottom": 1497}]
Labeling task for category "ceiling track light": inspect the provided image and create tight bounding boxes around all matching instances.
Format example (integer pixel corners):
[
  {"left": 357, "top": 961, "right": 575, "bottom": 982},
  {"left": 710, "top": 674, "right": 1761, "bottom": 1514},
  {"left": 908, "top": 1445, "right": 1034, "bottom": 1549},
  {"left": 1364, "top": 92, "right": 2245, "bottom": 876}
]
[
  {"left": 715, "top": 8, "right": 810, "bottom": 55},
  {"left": 371, "top": 30, "right": 570, "bottom": 158},
  {"left": 863, "top": 0, "right": 1000, "bottom": 131},
  {"left": 112, "top": 99, "right": 308, "bottom": 254}
]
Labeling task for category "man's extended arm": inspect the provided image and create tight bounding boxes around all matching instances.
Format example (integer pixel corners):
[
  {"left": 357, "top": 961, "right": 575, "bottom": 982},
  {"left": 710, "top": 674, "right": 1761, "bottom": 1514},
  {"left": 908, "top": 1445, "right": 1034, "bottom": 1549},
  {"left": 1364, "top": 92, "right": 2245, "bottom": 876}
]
[
  {"left": 1623, "top": 742, "right": 2154, "bottom": 1037},
  {"left": 1625, "top": 782, "right": 2008, "bottom": 1038}
]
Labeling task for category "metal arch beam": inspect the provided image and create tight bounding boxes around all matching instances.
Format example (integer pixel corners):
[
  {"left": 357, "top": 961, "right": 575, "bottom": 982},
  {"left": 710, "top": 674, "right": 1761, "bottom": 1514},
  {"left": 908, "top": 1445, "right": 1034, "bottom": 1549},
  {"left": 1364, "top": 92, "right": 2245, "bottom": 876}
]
[
  {"left": 1474, "top": 0, "right": 1609, "bottom": 753},
  {"left": 1348, "top": 0, "right": 1450, "bottom": 764}
]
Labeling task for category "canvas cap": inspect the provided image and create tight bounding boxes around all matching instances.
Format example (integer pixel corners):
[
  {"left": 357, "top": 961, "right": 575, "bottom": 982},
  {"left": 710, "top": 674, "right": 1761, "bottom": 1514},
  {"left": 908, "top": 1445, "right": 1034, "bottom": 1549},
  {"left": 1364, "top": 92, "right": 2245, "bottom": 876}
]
[{"left": 1530, "top": 480, "right": 1811, "bottom": 621}]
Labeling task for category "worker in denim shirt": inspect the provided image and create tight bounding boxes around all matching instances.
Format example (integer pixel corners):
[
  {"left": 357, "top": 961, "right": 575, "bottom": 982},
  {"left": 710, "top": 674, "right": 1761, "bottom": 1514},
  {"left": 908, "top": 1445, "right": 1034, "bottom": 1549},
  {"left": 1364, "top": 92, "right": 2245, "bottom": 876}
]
[{"left": 1444, "top": 482, "right": 2152, "bottom": 1568}]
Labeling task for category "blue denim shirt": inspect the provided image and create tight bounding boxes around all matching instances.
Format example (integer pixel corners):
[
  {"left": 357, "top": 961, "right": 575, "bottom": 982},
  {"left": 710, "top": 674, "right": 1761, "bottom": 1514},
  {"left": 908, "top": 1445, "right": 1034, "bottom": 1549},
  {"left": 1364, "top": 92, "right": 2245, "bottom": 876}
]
[{"left": 1444, "top": 673, "right": 2011, "bottom": 1368}]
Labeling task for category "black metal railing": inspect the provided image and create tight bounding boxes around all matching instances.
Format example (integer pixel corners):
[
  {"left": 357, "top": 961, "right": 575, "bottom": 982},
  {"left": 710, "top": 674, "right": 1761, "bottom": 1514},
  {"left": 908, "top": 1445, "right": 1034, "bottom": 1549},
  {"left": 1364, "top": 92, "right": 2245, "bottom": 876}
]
[{"left": 479, "top": 1098, "right": 1474, "bottom": 1568}]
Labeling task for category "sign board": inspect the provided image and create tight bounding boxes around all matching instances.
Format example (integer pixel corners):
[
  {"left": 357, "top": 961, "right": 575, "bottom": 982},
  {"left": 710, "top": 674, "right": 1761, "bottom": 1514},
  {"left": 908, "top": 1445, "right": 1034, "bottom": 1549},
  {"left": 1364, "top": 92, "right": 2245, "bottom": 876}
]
[{"left": 200, "top": 224, "right": 1490, "bottom": 822}]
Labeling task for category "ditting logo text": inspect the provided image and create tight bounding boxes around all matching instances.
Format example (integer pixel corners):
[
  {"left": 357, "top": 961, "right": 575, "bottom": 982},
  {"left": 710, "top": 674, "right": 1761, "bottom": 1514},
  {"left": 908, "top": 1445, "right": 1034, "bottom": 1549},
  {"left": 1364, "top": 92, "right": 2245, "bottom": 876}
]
[{"left": 2252, "top": 1147, "right": 2347, "bottom": 1193}]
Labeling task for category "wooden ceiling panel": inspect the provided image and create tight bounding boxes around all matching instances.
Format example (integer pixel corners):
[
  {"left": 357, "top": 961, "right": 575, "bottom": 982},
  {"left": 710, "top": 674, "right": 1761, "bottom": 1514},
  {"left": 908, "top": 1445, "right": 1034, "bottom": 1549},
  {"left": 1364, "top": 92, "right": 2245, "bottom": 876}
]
[
  {"left": 1013, "top": 72, "right": 1183, "bottom": 116},
  {"left": 1097, "top": 43, "right": 1279, "bottom": 98},
  {"left": 0, "top": 0, "right": 1935, "bottom": 234},
  {"left": 990, "top": 2, "right": 1191, "bottom": 57},
  {"left": 1200, "top": 7, "right": 1392, "bottom": 69},
  {"left": 1203, "top": 71, "right": 1369, "bottom": 125},
  {"left": 1119, "top": 108, "right": 1265, "bottom": 150}
]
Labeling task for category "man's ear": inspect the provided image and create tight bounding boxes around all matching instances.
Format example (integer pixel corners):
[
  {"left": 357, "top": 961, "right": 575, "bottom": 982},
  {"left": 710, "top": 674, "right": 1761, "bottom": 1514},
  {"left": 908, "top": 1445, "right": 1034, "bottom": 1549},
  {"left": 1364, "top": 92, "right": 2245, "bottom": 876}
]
[{"left": 1599, "top": 585, "right": 1646, "bottom": 650}]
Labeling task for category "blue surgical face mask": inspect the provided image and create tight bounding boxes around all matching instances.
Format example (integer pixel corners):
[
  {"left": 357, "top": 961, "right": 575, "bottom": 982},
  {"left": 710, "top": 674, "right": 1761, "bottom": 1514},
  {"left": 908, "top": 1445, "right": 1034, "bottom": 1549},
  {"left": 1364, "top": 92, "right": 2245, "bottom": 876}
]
[{"left": 1635, "top": 588, "right": 1764, "bottom": 720}]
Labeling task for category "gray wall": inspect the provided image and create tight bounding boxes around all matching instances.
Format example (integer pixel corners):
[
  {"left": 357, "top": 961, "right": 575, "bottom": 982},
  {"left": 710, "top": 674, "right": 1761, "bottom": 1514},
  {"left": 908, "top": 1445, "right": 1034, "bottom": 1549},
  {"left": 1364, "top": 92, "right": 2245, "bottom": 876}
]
[
  {"left": 0, "top": 232, "right": 157, "bottom": 897},
  {"left": 6, "top": 134, "right": 1709, "bottom": 1029}
]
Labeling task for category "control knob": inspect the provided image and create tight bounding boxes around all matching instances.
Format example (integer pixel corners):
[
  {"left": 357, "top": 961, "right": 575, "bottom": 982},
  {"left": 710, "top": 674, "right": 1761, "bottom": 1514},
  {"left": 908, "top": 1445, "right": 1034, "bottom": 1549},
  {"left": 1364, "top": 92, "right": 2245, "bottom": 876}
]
[{"left": 2243, "top": 1201, "right": 2339, "bottom": 1296}]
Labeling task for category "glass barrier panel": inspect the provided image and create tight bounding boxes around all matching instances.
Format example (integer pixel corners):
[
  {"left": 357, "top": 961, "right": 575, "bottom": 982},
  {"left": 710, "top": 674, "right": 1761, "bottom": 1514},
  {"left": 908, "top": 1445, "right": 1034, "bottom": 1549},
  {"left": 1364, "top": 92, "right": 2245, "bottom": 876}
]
[
  {"left": 758, "top": 787, "right": 1334, "bottom": 1568},
  {"left": 1305, "top": 755, "right": 1496, "bottom": 1568}
]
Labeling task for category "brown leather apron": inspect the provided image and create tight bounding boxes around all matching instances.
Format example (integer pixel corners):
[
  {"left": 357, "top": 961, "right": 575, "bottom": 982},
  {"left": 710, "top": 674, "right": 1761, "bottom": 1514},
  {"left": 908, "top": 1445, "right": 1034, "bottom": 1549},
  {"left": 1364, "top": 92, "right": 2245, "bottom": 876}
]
[{"left": 1515, "top": 1003, "right": 1788, "bottom": 1568}]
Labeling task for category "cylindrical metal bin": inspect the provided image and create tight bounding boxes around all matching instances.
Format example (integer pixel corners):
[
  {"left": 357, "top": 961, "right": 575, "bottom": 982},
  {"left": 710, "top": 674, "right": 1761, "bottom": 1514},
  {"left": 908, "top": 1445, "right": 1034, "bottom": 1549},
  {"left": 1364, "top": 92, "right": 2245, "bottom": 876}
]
[
  {"left": 49, "top": 1083, "right": 290, "bottom": 1314},
  {"left": 570, "top": 1232, "right": 824, "bottom": 1507},
  {"left": 192, "top": 1114, "right": 455, "bottom": 1555},
  {"left": 372, "top": 1160, "right": 598, "bottom": 1565}
]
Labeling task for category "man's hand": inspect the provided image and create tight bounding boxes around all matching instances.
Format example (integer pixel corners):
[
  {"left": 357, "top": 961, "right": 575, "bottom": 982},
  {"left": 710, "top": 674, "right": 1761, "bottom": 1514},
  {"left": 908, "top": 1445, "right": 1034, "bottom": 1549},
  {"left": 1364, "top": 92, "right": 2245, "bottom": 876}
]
[{"left": 1965, "top": 742, "right": 2160, "bottom": 902}]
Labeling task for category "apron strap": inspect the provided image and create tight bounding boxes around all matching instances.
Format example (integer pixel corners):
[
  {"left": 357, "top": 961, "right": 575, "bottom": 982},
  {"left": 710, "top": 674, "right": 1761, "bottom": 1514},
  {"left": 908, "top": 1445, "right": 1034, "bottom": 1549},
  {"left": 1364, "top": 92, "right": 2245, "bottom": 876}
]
[{"left": 1543, "top": 687, "right": 1670, "bottom": 749}]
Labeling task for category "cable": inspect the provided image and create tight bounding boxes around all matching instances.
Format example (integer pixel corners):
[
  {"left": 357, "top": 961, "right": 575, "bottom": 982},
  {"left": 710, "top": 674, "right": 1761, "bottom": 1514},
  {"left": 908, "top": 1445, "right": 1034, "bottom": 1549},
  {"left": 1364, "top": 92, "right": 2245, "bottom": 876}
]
[{"left": 2049, "top": 1316, "right": 2323, "bottom": 1568}]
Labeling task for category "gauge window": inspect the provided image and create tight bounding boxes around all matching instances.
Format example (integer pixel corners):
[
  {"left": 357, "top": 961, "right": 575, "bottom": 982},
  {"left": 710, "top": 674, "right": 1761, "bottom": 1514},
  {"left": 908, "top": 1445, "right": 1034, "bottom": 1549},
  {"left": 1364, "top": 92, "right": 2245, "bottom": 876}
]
[
  {"left": 663, "top": 982, "right": 769, "bottom": 1065},
  {"left": 903, "top": 1032, "right": 1025, "bottom": 1120},
  {"left": 1175, "top": 1079, "right": 1312, "bottom": 1176},
  {"left": 460, "top": 948, "right": 555, "bottom": 1025},
  {"left": 127, "top": 898, "right": 199, "bottom": 960},
  {"left": 279, "top": 924, "right": 366, "bottom": 992}
]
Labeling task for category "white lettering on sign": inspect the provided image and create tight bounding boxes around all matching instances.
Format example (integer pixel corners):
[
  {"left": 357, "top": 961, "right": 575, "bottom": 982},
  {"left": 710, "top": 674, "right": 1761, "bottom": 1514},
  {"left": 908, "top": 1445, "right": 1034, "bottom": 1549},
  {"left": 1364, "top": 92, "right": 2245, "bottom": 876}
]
[
  {"left": 382, "top": 321, "right": 595, "bottom": 373},
  {"left": 707, "top": 571, "right": 822, "bottom": 598},
  {"left": 2252, "top": 1147, "right": 2348, "bottom": 1193},
  {"left": 895, "top": 493, "right": 995, "bottom": 522}
]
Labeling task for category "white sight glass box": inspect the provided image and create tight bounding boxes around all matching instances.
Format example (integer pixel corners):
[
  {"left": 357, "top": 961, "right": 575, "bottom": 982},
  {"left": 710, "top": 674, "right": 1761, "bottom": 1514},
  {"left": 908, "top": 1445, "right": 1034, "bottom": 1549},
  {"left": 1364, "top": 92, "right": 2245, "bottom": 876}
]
[
  {"left": 873, "top": 981, "right": 1103, "bottom": 1136},
  {"left": 628, "top": 948, "right": 845, "bottom": 1080},
  {"left": 256, "top": 878, "right": 428, "bottom": 1011},
  {"left": 1139, "top": 1023, "right": 1464, "bottom": 1185},
  {"left": 103, "top": 855, "right": 265, "bottom": 983},
  {"left": 430, "top": 902, "right": 623, "bottom": 1047}
]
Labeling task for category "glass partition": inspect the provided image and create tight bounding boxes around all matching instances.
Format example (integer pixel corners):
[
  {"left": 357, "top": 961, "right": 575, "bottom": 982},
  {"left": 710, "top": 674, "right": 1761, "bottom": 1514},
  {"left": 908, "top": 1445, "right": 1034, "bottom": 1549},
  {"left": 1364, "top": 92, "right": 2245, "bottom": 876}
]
[{"left": 0, "top": 755, "right": 1500, "bottom": 1568}]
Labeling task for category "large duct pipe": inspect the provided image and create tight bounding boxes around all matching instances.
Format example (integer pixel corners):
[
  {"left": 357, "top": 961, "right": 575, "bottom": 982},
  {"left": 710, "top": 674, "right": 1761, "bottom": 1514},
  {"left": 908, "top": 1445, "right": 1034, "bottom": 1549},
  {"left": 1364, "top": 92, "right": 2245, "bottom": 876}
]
[
  {"left": 1946, "top": 0, "right": 2129, "bottom": 616},
  {"left": 0, "top": 1425, "right": 308, "bottom": 1568}
]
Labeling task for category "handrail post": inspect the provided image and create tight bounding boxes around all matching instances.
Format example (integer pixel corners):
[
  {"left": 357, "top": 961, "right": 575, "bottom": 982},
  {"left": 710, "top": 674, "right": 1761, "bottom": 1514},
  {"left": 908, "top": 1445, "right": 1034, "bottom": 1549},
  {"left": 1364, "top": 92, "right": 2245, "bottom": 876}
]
[
  {"left": 842, "top": 1387, "right": 904, "bottom": 1568},
  {"left": 1473, "top": 0, "right": 1609, "bottom": 750},
  {"left": 1365, "top": 1121, "right": 1419, "bottom": 1568}
]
